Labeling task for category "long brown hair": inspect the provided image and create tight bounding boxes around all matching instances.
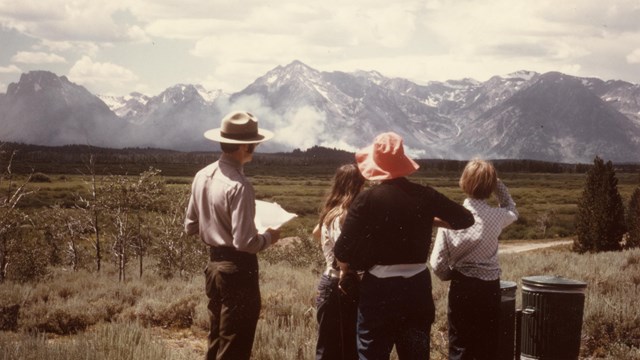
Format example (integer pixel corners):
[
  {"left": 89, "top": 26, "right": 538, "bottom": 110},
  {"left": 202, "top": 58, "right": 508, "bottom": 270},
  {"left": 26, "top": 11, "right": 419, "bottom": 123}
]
[{"left": 318, "top": 164, "right": 366, "bottom": 227}]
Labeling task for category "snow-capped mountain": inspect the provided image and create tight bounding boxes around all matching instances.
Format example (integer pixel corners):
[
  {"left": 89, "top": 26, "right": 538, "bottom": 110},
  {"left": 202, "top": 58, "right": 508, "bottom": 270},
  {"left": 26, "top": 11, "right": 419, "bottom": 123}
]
[
  {"left": 1, "top": 63, "right": 639, "bottom": 163},
  {"left": 453, "top": 72, "right": 639, "bottom": 162},
  {"left": 582, "top": 78, "right": 640, "bottom": 128},
  {"left": 232, "top": 60, "right": 458, "bottom": 157},
  {"left": 98, "top": 92, "right": 150, "bottom": 120},
  {"left": 0, "top": 71, "right": 132, "bottom": 148},
  {"left": 124, "top": 84, "right": 226, "bottom": 151}
]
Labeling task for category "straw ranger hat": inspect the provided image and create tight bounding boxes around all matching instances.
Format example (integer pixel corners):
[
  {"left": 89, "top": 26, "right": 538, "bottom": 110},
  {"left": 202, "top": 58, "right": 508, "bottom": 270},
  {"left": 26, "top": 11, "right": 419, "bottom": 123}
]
[
  {"left": 204, "top": 111, "right": 274, "bottom": 144},
  {"left": 356, "top": 132, "right": 419, "bottom": 181}
]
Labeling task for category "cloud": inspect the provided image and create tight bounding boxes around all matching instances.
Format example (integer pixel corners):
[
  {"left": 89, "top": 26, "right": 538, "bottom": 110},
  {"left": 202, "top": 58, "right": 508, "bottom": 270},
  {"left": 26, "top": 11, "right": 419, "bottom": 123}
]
[
  {"left": 0, "top": 64, "right": 22, "bottom": 74},
  {"left": 125, "top": 0, "right": 249, "bottom": 21},
  {"left": 11, "top": 51, "right": 66, "bottom": 64},
  {"left": 335, "top": 3, "right": 421, "bottom": 49},
  {"left": 0, "top": 0, "right": 148, "bottom": 43},
  {"left": 36, "top": 40, "right": 73, "bottom": 52},
  {"left": 627, "top": 49, "right": 640, "bottom": 64},
  {"left": 68, "top": 56, "right": 138, "bottom": 94},
  {"left": 145, "top": 19, "right": 231, "bottom": 40},
  {"left": 2, "top": 0, "right": 640, "bottom": 95},
  {"left": 538, "top": 1, "right": 640, "bottom": 33},
  {"left": 191, "top": 34, "right": 337, "bottom": 91}
]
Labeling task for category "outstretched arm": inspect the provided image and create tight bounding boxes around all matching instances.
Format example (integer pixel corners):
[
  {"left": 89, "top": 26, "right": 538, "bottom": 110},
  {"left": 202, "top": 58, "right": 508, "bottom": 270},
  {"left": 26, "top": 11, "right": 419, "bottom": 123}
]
[{"left": 495, "top": 179, "right": 518, "bottom": 227}]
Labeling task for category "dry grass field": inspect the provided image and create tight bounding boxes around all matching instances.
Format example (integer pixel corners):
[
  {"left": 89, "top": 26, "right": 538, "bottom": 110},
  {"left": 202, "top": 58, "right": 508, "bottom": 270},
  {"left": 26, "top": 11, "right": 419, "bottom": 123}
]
[{"left": 1, "top": 244, "right": 639, "bottom": 359}]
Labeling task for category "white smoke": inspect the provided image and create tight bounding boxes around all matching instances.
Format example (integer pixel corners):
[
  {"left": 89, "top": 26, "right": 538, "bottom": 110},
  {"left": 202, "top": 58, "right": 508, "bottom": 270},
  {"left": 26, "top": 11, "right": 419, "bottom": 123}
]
[
  {"left": 216, "top": 95, "right": 328, "bottom": 151},
  {"left": 274, "top": 106, "right": 326, "bottom": 150}
]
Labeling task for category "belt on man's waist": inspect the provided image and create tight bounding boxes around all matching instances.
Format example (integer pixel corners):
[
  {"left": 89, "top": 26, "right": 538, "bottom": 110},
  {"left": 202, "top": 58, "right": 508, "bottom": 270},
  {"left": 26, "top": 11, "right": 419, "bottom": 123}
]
[{"left": 209, "top": 246, "right": 257, "bottom": 264}]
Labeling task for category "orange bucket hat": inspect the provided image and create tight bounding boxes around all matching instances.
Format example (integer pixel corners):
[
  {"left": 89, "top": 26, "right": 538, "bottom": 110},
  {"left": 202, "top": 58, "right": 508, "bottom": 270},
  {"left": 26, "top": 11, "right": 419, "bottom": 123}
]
[{"left": 355, "top": 132, "right": 419, "bottom": 181}]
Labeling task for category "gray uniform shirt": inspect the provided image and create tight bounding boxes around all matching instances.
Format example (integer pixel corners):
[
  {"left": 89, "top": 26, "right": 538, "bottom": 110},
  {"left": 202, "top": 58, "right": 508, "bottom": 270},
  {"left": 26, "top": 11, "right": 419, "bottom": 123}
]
[{"left": 184, "top": 154, "right": 272, "bottom": 254}]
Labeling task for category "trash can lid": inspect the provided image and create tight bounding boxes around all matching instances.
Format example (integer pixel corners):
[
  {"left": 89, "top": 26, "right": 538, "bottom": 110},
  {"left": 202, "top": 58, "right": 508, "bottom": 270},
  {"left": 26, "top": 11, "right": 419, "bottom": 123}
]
[
  {"left": 500, "top": 280, "right": 517, "bottom": 298},
  {"left": 522, "top": 275, "right": 587, "bottom": 291}
]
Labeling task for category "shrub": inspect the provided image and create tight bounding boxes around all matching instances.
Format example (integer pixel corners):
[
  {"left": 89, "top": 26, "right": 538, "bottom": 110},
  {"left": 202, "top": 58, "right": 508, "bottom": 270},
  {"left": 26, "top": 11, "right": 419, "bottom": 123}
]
[
  {"left": 0, "top": 304, "right": 19, "bottom": 331},
  {"left": 4, "top": 233, "right": 50, "bottom": 283},
  {"left": 118, "top": 279, "right": 201, "bottom": 329},
  {"left": 20, "top": 296, "right": 101, "bottom": 335},
  {"left": 125, "top": 295, "right": 198, "bottom": 329},
  {"left": 29, "top": 172, "right": 52, "bottom": 183},
  {"left": 260, "top": 231, "right": 324, "bottom": 270}
]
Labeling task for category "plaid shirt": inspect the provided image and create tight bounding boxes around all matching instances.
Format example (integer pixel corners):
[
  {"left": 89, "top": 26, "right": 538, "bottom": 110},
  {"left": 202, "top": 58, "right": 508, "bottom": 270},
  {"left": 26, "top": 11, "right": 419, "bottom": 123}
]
[{"left": 430, "top": 180, "right": 518, "bottom": 281}]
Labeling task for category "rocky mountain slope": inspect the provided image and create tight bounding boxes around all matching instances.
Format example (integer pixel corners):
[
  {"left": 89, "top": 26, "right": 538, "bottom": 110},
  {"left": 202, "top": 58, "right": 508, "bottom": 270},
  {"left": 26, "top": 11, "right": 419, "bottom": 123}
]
[{"left": 1, "top": 62, "right": 639, "bottom": 163}]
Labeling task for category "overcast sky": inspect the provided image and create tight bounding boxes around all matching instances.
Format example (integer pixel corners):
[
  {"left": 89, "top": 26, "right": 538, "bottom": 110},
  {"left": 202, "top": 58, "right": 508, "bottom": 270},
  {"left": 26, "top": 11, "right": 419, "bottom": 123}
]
[{"left": 0, "top": 0, "right": 639, "bottom": 97}]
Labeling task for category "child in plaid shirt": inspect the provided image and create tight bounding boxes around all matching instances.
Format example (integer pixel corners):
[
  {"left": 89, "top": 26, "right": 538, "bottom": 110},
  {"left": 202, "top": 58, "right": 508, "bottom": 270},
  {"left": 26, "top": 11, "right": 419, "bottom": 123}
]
[{"left": 430, "top": 159, "right": 518, "bottom": 360}]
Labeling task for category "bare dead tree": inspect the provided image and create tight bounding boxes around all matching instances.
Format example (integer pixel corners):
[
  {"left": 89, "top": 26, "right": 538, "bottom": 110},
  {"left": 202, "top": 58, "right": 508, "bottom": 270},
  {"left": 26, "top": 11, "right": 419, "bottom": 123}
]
[
  {"left": 0, "top": 150, "right": 35, "bottom": 282},
  {"left": 154, "top": 187, "right": 206, "bottom": 279},
  {"left": 77, "top": 154, "right": 104, "bottom": 272},
  {"left": 41, "top": 206, "right": 91, "bottom": 271},
  {"left": 130, "top": 168, "right": 164, "bottom": 278},
  {"left": 102, "top": 168, "right": 163, "bottom": 282}
]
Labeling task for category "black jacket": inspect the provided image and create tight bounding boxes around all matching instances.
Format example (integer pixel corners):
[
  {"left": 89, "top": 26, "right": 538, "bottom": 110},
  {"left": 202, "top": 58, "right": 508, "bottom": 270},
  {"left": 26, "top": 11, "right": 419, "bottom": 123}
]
[{"left": 334, "top": 177, "right": 474, "bottom": 271}]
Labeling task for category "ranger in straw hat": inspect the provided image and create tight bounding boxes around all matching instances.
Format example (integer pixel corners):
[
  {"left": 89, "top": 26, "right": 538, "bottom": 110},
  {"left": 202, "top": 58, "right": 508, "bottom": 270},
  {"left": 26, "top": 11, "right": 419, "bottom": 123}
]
[{"left": 185, "top": 111, "right": 280, "bottom": 360}]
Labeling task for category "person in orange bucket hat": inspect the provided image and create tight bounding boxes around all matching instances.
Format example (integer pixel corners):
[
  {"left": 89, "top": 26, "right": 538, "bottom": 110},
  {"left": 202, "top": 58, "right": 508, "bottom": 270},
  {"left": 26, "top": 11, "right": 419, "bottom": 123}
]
[
  {"left": 334, "top": 132, "right": 475, "bottom": 360},
  {"left": 354, "top": 131, "right": 420, "bottom": 181}
]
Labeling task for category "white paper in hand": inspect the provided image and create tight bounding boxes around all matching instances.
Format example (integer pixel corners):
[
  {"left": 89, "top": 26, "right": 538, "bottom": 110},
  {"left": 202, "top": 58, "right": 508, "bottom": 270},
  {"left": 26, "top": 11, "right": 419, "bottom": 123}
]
[{"left": 254, "top": 200, "right": 297, "bottom": 233}]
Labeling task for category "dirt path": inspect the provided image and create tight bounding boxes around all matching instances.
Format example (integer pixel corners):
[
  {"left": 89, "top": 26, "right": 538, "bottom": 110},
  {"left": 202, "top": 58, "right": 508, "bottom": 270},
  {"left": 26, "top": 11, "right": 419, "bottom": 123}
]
[{"left": 498, "top": 239, "right": 573, "bottom": 254}]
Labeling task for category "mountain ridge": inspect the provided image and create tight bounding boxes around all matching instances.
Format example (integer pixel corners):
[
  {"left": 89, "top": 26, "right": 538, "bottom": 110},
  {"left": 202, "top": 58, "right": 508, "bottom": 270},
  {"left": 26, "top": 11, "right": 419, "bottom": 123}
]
[{"left": 1, "top": 62, "right": 639, "bottom": 163}]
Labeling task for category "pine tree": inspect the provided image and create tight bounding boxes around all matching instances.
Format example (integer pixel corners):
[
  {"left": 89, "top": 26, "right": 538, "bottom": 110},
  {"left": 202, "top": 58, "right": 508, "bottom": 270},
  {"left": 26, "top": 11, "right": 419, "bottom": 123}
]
[
  {"left": 626, "top": 187, "right": 640, "bottom": 249},
  {"left": 574, "top": 156, "right": 626, "bottom": 253}
]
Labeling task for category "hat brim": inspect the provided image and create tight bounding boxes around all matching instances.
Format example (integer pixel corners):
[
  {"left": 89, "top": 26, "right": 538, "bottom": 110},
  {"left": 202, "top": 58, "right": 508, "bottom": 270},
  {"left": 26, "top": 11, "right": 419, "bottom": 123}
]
[
  {"left": 356, "top": 145, "right": 419, "bottom": 181},
  {"left": 204, "top": 128, "right": 274, "bottom": 144}
]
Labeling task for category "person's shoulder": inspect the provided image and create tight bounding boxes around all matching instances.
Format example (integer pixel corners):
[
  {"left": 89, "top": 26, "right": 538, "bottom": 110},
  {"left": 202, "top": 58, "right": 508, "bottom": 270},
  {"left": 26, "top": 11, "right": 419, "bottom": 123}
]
[
  {"left": 348, "top": 186, "right": 373, "bottom": 208},
  {"left": 193, "top": 162, "right": 218, "bottom": 178},
  {"left": 409, "top": 180, "right": 434, "bottom": 191},
  {"left": 402, "top": 179, "right": 438, "bottom": 196},
  {"left": 194, "top": 161, "right": 246, "bottom": 187},
  {"left": 215, "top": 160, "right": 247, "bottom": 183},
  {"left": 354, "top": 186, "right": 373, "bottom": 200}
]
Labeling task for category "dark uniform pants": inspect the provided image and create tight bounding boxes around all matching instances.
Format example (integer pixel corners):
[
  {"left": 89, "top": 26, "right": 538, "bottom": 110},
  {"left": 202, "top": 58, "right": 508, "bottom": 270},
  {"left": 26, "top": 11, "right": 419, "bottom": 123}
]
[{"left": 448, "top": 271, "right": 500, "bottom": 360}]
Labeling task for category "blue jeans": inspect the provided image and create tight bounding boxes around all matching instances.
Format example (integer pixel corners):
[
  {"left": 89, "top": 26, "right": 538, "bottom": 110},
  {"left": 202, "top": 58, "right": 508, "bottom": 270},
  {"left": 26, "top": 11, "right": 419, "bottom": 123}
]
[
  {"left": 357, "top": 269, "right": 435, "bottom": 360},
  {"left": 316, "top": 274, "right": 359, "bottom": 360}
]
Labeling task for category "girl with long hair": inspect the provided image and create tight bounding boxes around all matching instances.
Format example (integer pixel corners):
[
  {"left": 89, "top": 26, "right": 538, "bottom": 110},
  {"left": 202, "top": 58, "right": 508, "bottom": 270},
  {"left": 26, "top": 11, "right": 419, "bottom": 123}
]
[{"left": 313, "top": 163, "right": 366, "bottom": 360}]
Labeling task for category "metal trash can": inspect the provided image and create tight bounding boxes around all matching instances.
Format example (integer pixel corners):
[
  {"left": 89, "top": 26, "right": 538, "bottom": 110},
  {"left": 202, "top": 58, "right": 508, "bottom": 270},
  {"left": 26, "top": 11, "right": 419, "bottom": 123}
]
[
  {"left": 520, "top": 275, "right": 587, "bottom": 360},
  {"left": 499, "top": 280, "right": 517, "bottom": 360}
]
